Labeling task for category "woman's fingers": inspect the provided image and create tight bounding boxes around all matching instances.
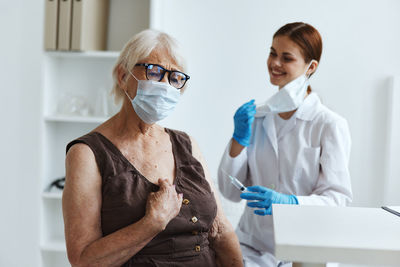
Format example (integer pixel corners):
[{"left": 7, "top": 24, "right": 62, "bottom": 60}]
[
  {"left": 237, "top": 99, "right": 256, "bottom": 114},
  {"left": 254, "top": 209, "right": 268, "bottom": 216},
  {"left": 146, "top": 179, "right": 183, "bottom": 229},
  {"left": 247, "top": 201, "right": 267, "bottom": 208},
  {"left": 157, "top": 178, "right": 181, "bottom": 205},
  {"left": 237, "top": 103, "right": 256, "bottom": 116},
  {"left": 246, "top": 185, "right": 269, "bottom": 193},
  {"left": 158, "top": 178, "right": 171, "bottom": 189},
  {"left": 265, "top": 206, "right": 273, "bottom": 215},
  {"left": 240, "top": 192, "right": 265, "bottom": 200},
  {"left": 158, "top": 179, "right": 181, "bottom": 199}
]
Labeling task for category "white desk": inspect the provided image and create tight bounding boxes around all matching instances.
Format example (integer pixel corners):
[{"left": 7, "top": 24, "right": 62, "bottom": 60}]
[{"left": 272, "top": 205, "right": 400, "bottom": 267}]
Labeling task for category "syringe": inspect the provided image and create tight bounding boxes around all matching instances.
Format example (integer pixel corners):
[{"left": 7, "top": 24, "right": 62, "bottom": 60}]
[
  {"left": 221, "top": 169, "right": 247, "bottom": 192},
  {"left": 228, "top": 174, "right": 247, "bottom": 191}
]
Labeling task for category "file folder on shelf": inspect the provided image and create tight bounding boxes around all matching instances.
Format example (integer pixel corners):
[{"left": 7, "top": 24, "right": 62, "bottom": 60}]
[
  {"left": 44, "top": 0, "right": 59, "bottom": 50},
  {"left": 71, "top": 0, "right": 109, "bottom": 51},
  {"left": 58, "top": 0, "right": 73, "bottom": 50}
]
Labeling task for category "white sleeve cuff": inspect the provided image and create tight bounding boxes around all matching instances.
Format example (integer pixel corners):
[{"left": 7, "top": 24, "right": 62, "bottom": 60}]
[{"left": 217, "top": 139, "right": 248, "bottom": 202}]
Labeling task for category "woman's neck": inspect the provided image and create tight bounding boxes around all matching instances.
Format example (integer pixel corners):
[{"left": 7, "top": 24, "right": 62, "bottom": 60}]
[
  {"left": 278, "top": 91, "right": 310, "bottom": 120},
  {"left": 278, "top": 110, "right": 296, "bottom": 120},
  {"left": 106, "top": 100, "right": 160, "bottom": 139}
]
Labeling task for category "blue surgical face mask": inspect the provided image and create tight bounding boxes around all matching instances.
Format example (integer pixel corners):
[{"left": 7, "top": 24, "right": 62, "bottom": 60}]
[{"left": 124, "top": 71, "right": 181, "bottom": 124}]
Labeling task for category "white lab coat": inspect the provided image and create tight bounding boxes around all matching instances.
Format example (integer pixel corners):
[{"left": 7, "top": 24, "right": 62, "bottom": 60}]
[{"left": 218, "top": 93, "right": 352, "bottom": 266}]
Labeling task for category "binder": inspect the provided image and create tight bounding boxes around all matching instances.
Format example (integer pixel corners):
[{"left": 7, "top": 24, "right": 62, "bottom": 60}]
[
  {"left": 44, "top": 0, "right": 59, "bottom": 50},
  {"left": 71, "top": 0, "right": 109, "bottom": 51},
  {"left": 58, "top": 0, "right": 73, "bottom": 50}
]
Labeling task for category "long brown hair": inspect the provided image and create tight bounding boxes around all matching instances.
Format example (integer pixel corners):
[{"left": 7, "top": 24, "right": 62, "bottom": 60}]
[{"left": 273, "top": 22, "right": 322, "bottom": 93}]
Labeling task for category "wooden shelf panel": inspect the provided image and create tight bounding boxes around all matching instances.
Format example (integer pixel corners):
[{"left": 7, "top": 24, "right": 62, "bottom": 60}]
[
  {"left": 42, "top": 191, "right": 62, "bottom": 200},
  {"left": 45, "top": 51, "right": 119, "bottom": 59}
]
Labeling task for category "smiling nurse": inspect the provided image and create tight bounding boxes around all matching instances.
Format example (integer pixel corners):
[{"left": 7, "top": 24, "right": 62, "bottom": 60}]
[{"left": 218, "top": 22, "right": 353, "bottom": 267}]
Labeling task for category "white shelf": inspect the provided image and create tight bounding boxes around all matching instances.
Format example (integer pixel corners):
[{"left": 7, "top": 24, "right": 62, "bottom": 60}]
[
  {"left": 45, "top": 115, "right": 109, "bottom": 124},
  {"left": 42, "top": 191, "right": 62, "bottom": 200},
  {"left": 45, "top": 51, "right": 119, "bottom": 59},
  {"left": 41, "top": 240, "right": 67, "bottom": 252},
  {"left": 40, "top": 1, "right": 159, "bottom": 266}
]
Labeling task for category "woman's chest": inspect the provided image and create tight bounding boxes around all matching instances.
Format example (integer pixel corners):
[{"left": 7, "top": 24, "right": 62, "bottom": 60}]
[
  {"left": 120, "top": 140, "right": 176, "bottom": 184},
  {"left": 101, "top": 164, "right": 217, "bottom": 235}
]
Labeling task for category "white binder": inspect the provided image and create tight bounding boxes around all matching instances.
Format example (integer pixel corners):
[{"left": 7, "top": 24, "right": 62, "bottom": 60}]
[
  {"left": 44, "top": 0, "right": 59, "bottom": 50},
  {"left": 58, "top": 0, "right": 73, "bottom": 50},
  {"left": 71, "top": 0, "right": 109, "bottom": 51}
]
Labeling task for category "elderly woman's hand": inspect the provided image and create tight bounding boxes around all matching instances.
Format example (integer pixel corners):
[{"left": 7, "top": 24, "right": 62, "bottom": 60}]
[{"left": 145, "top": 178, "right": 183, "bottom": 231}]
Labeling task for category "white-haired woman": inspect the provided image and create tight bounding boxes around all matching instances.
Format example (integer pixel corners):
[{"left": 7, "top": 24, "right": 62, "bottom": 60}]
[{"left": 62, "top": 29, "right": 243, "bottom": 267}]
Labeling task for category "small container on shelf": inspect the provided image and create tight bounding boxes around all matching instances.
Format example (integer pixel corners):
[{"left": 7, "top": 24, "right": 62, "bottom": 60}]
[{"left": 56, "top": 92, "right": 92, "bottom": 117}]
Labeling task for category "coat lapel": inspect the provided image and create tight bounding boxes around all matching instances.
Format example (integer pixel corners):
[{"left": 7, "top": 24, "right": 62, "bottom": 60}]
[
  {"left": 262, "top": 114, "right": 278, "bottom": 157},
  {"left": 260, "top": 93, "right": 322, "bottom": 158},
  {"left": 277, "top": 116, "right": 297, "bottom": 141}
]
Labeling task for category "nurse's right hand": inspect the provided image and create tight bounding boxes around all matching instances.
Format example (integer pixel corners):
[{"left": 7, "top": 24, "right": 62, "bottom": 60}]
[{"left": 233, "top": 100, "right": 256, "bottom": 147}]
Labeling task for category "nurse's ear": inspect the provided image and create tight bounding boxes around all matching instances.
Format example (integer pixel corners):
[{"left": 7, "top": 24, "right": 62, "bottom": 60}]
[{"left": 307, "top": 60, "right": 319, "bottom": 77}]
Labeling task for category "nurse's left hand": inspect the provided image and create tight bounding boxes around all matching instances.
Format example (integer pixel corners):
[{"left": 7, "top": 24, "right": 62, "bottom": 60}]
[{"left": 240, "top": 185, "right": 298, "bottom": 216}]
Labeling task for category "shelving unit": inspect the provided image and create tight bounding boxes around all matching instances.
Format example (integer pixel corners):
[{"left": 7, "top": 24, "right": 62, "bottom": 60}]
[
  {"left": 41, "top": 240, "right": 66, "bottom": 252},
  {"left": 44, "top": 115, "right": 109, "bottom": 124},
  {"left": 42, "top": 191, "right": 62, "bottom": 200},
  {"left": 45, "top": 51, "right": 120, "bottom": 59},
  {"left": 39, "top": 0, "right": 163, "bottom": 266}
]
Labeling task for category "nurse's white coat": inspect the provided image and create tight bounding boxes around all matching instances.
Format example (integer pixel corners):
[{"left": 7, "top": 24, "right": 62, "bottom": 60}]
[{"left": 218, "top": 93, "right": 353, "bottom": 254}]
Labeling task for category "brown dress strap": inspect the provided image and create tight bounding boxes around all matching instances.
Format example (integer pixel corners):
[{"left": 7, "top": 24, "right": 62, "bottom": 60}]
[{"left": 66, "top": 132, "right": 136, "bottom": 184}]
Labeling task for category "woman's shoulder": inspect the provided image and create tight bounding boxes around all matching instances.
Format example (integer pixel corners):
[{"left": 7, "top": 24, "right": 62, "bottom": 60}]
[
  {"left": 66, "top": 132, "right": 102, "bottom": 155},
  {"left": 164, "top": 127, "right": 192, "bottom": 144},
  {"left": 164, "top": 128, "right": 201, "bottom": 158},
  {"left": 65, "top": 140, "right": 98, "bottom": 176},
  {"left": 312, "top": 104, "right": 350, "bottom": 140},
  {"left": 165, "top": 127, "right": 189, "bottom": 138},
  {"left": 314, "top": 102, "right": 348, "bottom": 127}
]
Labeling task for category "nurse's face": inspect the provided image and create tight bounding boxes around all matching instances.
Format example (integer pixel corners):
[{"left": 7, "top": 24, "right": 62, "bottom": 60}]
[{"left": 267, "top": 35, "right": 310, "bottom": 89}]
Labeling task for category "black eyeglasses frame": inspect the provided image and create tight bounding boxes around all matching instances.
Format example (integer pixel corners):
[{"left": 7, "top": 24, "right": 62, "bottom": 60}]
[{"left": 135, "top": 63, "right": 190, "bottom": 89}]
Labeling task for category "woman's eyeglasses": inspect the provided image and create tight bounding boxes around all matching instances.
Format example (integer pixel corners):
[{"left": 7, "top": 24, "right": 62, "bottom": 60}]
[{"left": 135, "top": 63, "right": 190, "bottom": 89}]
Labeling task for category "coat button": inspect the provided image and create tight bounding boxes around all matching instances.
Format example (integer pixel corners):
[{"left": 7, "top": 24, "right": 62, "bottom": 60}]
[
  {"left": 195, "top": 245, "right": 201, "bottom": 252},
  {"left": 182, "top": 199, "right": 190, "bottom": 205},
  {"left": 191, "top": 216, "right": 198, "bottom": 223}
]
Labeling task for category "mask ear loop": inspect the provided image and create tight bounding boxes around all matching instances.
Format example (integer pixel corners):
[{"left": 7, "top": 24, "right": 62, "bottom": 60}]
[
  {"left": 305, "top": 60, "right": 317, "bottom": 79},
  {"left": 124, "top": 68, "right": 139, "bottom": 101},
  {"left": 303, "top": 60, "right": 317, "bottom": 95}
]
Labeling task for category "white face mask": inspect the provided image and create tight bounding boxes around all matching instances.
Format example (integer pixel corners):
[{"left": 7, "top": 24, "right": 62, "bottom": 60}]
[
  {"left": 124, "top": 71, "right": 181, "bottom": 124},
  {"left": 256, "top": 60, "right": 315, "bottom": 116}
]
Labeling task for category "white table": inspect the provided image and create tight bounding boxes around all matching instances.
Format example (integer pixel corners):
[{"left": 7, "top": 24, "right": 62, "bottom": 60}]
[{"left": 272, "top": 205, "right": 400, "bottom": 267}]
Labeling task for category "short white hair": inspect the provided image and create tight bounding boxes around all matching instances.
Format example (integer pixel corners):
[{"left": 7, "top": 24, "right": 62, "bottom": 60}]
[{"left": 111, "top": 29, "right": 187, "bottom": 104}]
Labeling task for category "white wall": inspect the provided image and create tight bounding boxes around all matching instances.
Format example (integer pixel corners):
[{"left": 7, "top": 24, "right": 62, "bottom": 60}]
[
  {"left": 384, "top": 77, "right": 400, "bottom": 204},
  {"left": 0, "top": 0, "right": 43, "bottom": 266},
  {"left": 1, "top": 0, "right": 400, "bottom": 266},
  {"left": 159, "top": 0, "right": 400, "bottom": 213}
]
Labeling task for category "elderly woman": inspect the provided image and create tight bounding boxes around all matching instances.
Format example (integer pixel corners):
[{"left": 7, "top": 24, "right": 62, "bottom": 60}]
[{"left": 62, "top": 29, "right": 243, "bottom": 267}]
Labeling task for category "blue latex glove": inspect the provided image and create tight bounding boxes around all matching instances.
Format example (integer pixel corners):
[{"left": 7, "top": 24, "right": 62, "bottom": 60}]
[
  {"left": 240, "top": 185, "right": 298, "bottom": 216},
  {"left": 233, "top": 100, "right": 256, "bottom": 147}
]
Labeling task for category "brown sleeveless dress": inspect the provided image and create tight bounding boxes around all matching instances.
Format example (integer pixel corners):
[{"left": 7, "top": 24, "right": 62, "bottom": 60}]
[{"left": 66, "top": 129, "right": 218, "bottom": 267}]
